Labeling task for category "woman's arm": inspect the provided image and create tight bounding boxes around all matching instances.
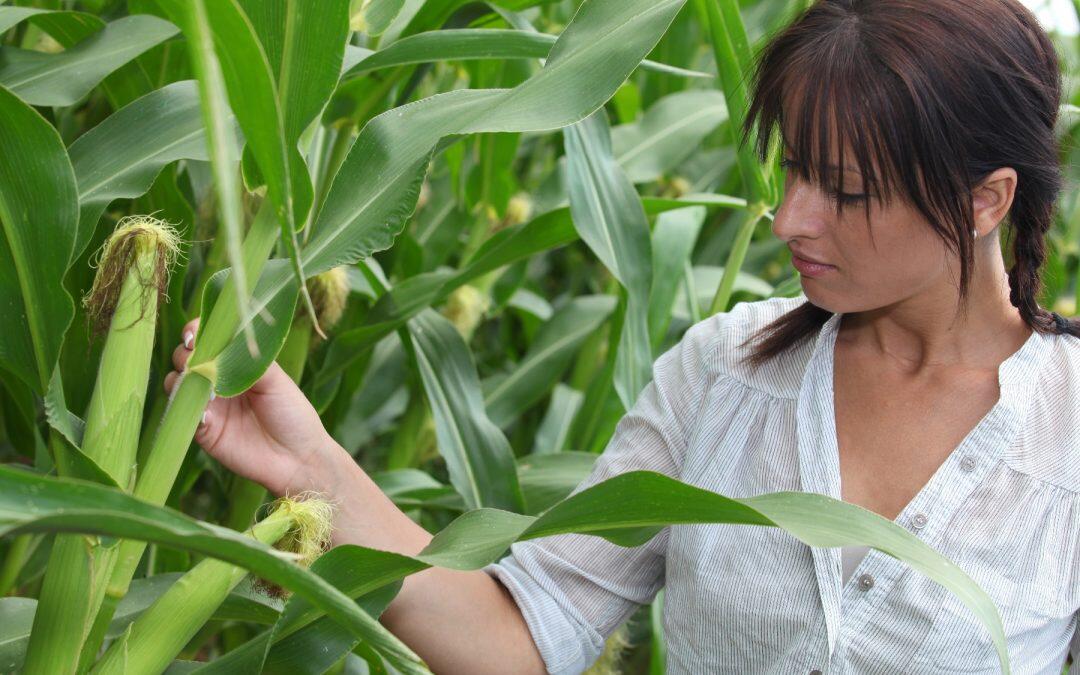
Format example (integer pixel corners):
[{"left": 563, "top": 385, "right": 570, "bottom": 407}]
[
  {"left": 302, "top": 442, "right": 548, "bottom": 675},
  {"left": 167, "top": 318, "right": 547, "bottom": 675}
]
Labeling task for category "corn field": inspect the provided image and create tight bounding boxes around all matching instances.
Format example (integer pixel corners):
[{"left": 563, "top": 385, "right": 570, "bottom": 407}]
[{"left": 0, "top": 0, "right": 1077, "bottom": 673}]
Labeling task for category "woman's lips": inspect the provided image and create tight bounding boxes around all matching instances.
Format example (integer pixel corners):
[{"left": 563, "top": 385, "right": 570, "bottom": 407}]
[{"left": 791, "top": 253, "right": 836, "bottom": 277}]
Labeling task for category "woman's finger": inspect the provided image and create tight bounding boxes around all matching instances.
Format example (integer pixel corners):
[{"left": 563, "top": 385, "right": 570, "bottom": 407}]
[
  {"left": 172, "top": 341, "right": 193, "bottom": 372},
  {"left": 164, "top": 370, "right": 178, "bottom": 394},
  {"left": 182, "top": 317, "right": 201, "bottom": 350}
]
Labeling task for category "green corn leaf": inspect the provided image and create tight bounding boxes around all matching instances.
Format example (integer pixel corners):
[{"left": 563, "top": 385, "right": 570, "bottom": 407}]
[
  {"left": 404, "top": 309, "right": 525, "bottom": 512},
  {"left": 341, "top": 29, "right": 712, "bottom": 80},
  {"left": 355, "top": 0, "right": 407, "bottom": 37},
  {"left": 0, "top": 14, "right": 177, "bottom": 107},
  {"left": 0, "top": 85, "right": 79, "bottom": 395},
  {"left": 238, "top": 0, "right": 350, "bottom": 148},
  {"left": 611, "top": 90, "right": 728, "bottom": 184},
  {"left": 692, "top": 0, "right": 770, "bottom": 204},
  {"left": 0, "top": 577, "right": 279, "bottom": 672},
  {"left": 191, "top": 547, "right": 403, "bottom": 675},
  {"left": 0, "top": 7, "right": 94, "bottom": 36},
  {"left": 564, "top": 109, "right": 653, "bottom": 411},
  {"left": 123, "top": 465, "right": 1012, "bottom": 675},
  {"left": 530, "top": 385, "right": 584, "bottom": 456}
]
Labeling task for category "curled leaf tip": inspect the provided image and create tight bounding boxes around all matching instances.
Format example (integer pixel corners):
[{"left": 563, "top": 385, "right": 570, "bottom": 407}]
[{"left": 83, "top": 214, "right": 183, "bottom": 336}]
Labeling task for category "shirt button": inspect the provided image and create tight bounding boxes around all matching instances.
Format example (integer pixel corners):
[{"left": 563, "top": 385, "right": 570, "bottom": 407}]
[
  {"left": 857, "top": 573, "right": 875, "bottom": 591},
  {"left": 960, "top": 455, "right": 977, "bottom": 472},
  {"left": 911, "top": 513, "right": 928, "bottom": 529}
]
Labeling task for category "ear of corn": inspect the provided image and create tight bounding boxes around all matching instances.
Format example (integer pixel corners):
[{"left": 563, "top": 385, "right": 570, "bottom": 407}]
[
  {"left": 21, "top": 217, "right": 180, "bottom": 675},
  {"left": 90, "top": 494, "right": 333, "bottom": 675},
  {"left": 78, "top": 201, "right": 281, "bottom": 666}
]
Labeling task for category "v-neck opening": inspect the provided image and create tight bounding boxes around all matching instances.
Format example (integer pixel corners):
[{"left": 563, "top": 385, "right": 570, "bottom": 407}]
[{"left": 793, "top": 307, "right": 1053, "bottom": 658}]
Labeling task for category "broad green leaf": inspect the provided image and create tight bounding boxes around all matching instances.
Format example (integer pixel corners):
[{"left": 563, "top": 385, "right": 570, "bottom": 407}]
[
  {"left": 238, "top": 0, "right": 350, "bottom": 147},
  {"left": 612, "top": 90, "right": 728, "bottom": 183},
  {"left": 564, "top": 110, "right": 653, "bottom": 411},
  {"left": 208, "top": 260, "right": 301, "bottom": 397},
  {"left": 69, "top": 80, "right": 233, "bottom": 264},
  {"left": 0, "top": 85, "right": 78, "bottom": 394},
  {"left": 0, "top": 7, "right": 95, "bottom": 36},
  {"left": 168, "top": 0, "right": 322, "bottom": 349},
  {"left": 0, "top": 15, "right": 177, "bottom": 107},
  {"left": 405, "top": 309, "right": 524, "bottom": 512},
  {"left": 342, "top": 29, "right": 711, "bottom": 80},
  {"left": 158, "top": 0, "right": 262, "bottom": 354},
  {"left": 482, "top": 295, "right": 616, "bottom": 428},
  {"left": 0, "top": 462, "right": 1014, "bottom": 673},
  {"left": 0, "top": 466, "right": 428, "bottom": 674}
]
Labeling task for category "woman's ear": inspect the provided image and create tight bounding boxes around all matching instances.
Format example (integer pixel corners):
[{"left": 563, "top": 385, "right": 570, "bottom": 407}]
[{"left": 972, "top": 167, "right": 1017, "bottom": 235}]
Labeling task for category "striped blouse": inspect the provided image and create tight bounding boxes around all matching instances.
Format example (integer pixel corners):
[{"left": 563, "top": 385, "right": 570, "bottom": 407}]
[{"left": 482, "top": 295, "right": 1080, "bottom": 674}]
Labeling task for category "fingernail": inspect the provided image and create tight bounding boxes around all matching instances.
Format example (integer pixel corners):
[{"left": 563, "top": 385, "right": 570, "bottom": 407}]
[
  {"left": 183, "top": 332, "right": 194, "bottom": 350},
  {"left": 209, "top": 390, "right": 216, "bottom": 402},
  {"left": 200, "top": 410, "right": 209, "bottom": 425}
]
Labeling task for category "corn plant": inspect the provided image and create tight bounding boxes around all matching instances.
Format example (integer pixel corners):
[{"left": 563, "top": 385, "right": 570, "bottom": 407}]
[{"left": 1, "top": 0, "right": 1078, "bottom": 672}]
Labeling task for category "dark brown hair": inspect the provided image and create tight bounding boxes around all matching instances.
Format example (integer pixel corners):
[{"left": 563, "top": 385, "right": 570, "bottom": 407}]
[{"left": 735, "top": 0, "right": 1075, "bottom": 369}]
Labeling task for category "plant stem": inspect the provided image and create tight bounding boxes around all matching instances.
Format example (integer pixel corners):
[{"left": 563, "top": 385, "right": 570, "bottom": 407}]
[
  {"left": 0, "top": 533, "right": 30, "bottom": 596},
  {"left": 709, "top": 204, "right": 767, "bottom": 316}
]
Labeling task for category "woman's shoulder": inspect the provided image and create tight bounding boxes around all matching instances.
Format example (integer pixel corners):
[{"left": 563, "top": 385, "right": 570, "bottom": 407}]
[
  {"left": 677, "top": 294, "right": 818, "bottom": 400},
  {"left": 1011, "top": 330, "right": 1080, "bottom": 495}
]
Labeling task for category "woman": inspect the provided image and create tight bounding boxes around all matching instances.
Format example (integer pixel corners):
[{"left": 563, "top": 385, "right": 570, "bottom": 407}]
[{"left": 165, "top": 0, "right": 1080, "bottom": 672}]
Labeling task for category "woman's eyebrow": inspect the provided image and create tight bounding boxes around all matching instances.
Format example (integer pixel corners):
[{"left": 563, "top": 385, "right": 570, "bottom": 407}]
[{"left": 783, "top": 155, "right": 864, "bottom": 176}]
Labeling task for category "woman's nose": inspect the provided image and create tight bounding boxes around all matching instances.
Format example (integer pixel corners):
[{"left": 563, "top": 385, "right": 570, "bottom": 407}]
[{"left": 771, "top": 179, "right": 829, "bottom": 243}]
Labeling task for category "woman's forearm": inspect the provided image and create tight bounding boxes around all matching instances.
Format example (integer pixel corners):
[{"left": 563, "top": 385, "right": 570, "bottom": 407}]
[{"left": 302, "top": 441, "right": 548, "bottom": 675}]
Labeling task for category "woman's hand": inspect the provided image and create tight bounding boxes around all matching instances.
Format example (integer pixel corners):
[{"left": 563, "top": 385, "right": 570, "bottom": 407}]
[{"left": 163, "top": 317, "right": 342, "bottom": 498}]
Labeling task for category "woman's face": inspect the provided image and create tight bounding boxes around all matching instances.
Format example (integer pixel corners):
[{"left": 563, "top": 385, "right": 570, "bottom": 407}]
[{"left": 770, "top": 140, "right": 955, "bottom": 315}]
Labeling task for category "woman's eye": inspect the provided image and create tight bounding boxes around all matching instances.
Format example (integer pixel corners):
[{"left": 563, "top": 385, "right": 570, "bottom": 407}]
[{"left": 828, "top": 191, "right": 868, "bottom": 206}]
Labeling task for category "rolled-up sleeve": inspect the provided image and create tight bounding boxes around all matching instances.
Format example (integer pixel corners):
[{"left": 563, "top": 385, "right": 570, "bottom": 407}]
[{"left": 482, "top": 312, "right": 723, "bottom": 674}]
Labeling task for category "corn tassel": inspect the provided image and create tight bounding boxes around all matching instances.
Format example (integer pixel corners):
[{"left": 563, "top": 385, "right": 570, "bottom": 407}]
[
  {"left": 91, "top": 494, "right": 333, "bottom": 675},
  {"left": 22, "top": 216, "right": 180, "bottom": 675}
]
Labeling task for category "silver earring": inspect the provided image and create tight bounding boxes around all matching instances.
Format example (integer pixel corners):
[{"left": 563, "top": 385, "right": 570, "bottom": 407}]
[{"left": 972, "top": 228, "right": 978, "bottom": 239}]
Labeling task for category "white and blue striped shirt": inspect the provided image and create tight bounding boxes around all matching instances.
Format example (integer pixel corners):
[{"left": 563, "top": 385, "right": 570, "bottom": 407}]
[{"left": 483, "top": 295, "right": 1080, "bottom": 674}]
